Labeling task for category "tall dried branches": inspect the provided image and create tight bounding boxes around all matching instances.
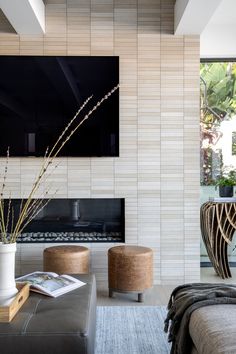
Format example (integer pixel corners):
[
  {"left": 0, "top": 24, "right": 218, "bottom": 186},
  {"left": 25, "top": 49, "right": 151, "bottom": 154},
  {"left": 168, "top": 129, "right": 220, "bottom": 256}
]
[{"left": 0, "top": 84, "right": 119, "bottom": 243}]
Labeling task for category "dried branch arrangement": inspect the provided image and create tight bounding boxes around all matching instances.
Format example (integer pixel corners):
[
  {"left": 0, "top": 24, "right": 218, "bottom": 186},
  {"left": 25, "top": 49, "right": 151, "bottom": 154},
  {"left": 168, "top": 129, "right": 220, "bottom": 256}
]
[{"left": 0, "top": 84, "right": 119, "bottom": 244}]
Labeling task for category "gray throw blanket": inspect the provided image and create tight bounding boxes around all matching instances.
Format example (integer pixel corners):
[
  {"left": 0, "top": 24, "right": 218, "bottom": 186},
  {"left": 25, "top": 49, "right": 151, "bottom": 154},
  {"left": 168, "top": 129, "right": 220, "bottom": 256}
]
[{"left": 164, "top": 283, "right": 236, "bottom": 354}]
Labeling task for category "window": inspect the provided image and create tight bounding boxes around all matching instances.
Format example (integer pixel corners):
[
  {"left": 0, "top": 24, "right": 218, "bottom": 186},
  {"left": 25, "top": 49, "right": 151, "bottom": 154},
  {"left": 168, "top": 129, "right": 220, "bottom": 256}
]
[{"left": 200, "top": 61, "right": 236, "bottom": 185}]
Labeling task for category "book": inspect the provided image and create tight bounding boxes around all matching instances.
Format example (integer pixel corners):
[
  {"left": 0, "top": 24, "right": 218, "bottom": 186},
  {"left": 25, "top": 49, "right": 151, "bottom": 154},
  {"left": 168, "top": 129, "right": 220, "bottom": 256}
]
[
  {"left": 16, "top": 271, "right": 86, "bottom": 298},
  {"left": 209, "top": 197, "right": 236, "bottom": 203}
]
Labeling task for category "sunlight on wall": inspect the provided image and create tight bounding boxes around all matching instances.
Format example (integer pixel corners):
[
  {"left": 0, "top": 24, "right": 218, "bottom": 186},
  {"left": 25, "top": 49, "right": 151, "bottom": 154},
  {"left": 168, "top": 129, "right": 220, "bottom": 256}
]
[{"left": 218, "top": 116, "right": 236, "bottom": 168}]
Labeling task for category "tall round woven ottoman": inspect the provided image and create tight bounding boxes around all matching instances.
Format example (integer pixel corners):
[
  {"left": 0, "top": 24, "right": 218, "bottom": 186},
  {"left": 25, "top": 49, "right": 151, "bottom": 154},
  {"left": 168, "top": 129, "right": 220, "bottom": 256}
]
[
  {"left": 43, "top": 245, "right": 90, "bottom": 274},
  {"left": 108, "top": 245, "right": 153, "bottom": 302}
]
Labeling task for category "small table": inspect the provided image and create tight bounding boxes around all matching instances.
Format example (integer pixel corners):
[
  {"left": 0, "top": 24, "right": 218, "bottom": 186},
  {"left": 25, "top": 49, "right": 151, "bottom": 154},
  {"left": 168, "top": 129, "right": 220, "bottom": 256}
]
[
  {"left": 201, "top": 199, "right": 236, "bottom": 278},
  {"left": 108, "top": 245, "right": 153, "bottom": 302},
  {"left": 0, "top": 274, "right": 96, "bottom": 354}
]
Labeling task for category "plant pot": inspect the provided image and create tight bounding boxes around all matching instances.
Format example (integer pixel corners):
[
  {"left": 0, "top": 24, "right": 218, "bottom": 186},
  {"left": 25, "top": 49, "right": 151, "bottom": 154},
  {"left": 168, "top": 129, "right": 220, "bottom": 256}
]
[
  {"left": 219, "top": 186, "right": 234, "bottom": 198},
  {"left": 0, "top": 242, "right": 18, "bottom": 303}
]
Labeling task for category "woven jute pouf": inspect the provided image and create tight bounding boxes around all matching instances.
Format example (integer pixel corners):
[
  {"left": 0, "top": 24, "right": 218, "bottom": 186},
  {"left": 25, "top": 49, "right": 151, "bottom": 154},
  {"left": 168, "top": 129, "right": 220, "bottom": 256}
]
[
  {"left": 108, "top": 245, "right": 153, "bottom": 302},
  {"left": 43, "top": 245, "right": 90, "bottom": 274}
]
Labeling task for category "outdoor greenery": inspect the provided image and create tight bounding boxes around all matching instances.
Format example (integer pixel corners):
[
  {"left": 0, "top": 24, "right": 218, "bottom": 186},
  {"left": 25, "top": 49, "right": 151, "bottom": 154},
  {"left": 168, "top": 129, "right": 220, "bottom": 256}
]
[{"left": 201, "top": 62, "right": 236, "bottom": 185}]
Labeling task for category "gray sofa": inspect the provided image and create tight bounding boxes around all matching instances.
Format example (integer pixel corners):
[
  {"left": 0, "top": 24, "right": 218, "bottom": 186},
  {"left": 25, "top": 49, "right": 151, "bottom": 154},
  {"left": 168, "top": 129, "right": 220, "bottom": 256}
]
[
  {"left": 189, "top": 304, "right": 236, "bottom": 354},
  {"left": 0, "top": 274, "right": 96, "bottom": 354}
]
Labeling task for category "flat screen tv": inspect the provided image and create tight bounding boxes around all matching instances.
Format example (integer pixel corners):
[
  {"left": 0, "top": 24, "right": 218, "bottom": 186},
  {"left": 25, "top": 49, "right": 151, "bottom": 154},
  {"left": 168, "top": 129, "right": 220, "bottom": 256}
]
[{"left": 0, "top": 56, "right": 119, "bottom": 157}]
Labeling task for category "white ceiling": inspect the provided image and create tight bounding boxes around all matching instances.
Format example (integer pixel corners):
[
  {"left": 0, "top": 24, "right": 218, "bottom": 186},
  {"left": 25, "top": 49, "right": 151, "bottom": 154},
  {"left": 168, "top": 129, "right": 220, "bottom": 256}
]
[
  {"left": 175, "top": 0, "right": 236, "bottom": 58},
  {"left": 200, "top": 0, "right": 236, "bottom": 58},
  {"left": 206, "top": 0, "right": 236, "bottom": 25},
  {"left": 0, "top": 0, "right": 45, "bottom": 35},
  {"left": 174, "top": 0, "right": 222, "bottom": 35}
]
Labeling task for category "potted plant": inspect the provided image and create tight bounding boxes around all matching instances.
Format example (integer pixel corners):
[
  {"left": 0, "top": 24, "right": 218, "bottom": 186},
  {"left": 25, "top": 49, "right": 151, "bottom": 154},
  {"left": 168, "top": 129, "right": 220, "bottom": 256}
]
[{"left": 214, "top": 170, "right": 236, "bottom": 197}]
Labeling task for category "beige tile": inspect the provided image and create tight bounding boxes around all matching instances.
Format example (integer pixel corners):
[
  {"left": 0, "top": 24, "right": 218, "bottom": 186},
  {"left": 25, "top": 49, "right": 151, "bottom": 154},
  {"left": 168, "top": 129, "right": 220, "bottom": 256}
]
[{"left": 0, "top": 0, "right": 200, "bottom": 285}]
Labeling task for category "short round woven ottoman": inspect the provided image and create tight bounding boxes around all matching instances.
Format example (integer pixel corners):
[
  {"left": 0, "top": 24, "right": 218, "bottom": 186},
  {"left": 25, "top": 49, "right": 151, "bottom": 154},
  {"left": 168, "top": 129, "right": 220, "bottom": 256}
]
[
  {"left": 43, "top": 245, "right": 90, "bottom": 274},
  {"left": 108, "top": 245, "right": 153, "bottom": 302}
]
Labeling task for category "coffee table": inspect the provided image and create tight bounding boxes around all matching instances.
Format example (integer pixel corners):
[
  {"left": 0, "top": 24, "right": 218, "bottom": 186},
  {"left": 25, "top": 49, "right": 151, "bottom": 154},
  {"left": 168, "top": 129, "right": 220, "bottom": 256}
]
[{"left": 0, "top": 274, "right": 96, "bottom": 354}]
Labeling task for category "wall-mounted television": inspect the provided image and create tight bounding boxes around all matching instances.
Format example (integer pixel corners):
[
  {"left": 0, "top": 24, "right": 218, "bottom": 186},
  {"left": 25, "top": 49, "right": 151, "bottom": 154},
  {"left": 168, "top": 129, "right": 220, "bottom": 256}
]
[{"left": 0, "top": 56, "right": 119, "bottom": 157}]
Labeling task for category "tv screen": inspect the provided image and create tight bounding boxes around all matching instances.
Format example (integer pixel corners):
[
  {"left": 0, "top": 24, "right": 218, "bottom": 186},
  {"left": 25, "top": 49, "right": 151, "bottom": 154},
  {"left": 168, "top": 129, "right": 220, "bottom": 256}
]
[{"left": 0, "top": 56, "right": 119, "bottom": 157}]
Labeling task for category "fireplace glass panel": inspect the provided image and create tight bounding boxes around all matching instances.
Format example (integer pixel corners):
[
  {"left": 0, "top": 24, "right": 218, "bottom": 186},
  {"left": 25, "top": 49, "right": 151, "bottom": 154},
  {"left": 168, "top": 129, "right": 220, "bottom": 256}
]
[{"left": 7, "top": 198, "right": 125, "bottom": 243}]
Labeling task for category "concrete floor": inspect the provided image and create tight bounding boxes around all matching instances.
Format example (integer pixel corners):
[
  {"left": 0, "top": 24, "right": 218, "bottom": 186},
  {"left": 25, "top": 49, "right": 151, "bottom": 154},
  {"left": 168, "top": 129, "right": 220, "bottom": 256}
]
[
  {"left": 200, "top": 266, "right": 236, "bottom": 284},
  {"left": 97, "top": 285, "right": 174, "bottom": 306},
  {"left": 97, "top": 267, "right": 236, "bottom": 306}
]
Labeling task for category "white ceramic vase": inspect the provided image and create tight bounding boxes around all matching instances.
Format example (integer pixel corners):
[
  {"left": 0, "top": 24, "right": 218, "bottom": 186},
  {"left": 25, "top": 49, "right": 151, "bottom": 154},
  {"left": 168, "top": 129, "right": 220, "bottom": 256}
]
[{"left": 0, "top": 242, "right": 18, "bottom": 303}]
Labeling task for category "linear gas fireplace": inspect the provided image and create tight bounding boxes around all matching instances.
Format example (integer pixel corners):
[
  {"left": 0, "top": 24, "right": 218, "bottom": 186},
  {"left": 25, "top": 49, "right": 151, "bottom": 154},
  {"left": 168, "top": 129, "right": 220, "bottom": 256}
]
[{"left": 9, "top": 198, "right": 125, "bottom": 243}]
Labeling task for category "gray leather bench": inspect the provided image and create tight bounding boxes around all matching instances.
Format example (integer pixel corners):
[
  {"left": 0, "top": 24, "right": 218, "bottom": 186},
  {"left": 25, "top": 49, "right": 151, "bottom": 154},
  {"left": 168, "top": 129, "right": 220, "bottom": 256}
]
[{"left": 0, "top": 274, "right": 96, "bottom": 354}]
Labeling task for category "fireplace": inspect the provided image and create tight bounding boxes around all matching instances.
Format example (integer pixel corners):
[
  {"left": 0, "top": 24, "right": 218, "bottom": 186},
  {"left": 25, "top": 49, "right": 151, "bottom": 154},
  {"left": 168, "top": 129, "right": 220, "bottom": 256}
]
[{"left": 10, "top": 198, "right": 125, "bottom": 243}]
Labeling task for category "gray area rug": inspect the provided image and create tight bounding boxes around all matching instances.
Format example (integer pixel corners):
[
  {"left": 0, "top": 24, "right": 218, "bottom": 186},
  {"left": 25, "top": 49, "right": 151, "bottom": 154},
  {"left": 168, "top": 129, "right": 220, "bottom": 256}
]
[{"left": 95, "top": 306, "right": 170, "bottom": 354}]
